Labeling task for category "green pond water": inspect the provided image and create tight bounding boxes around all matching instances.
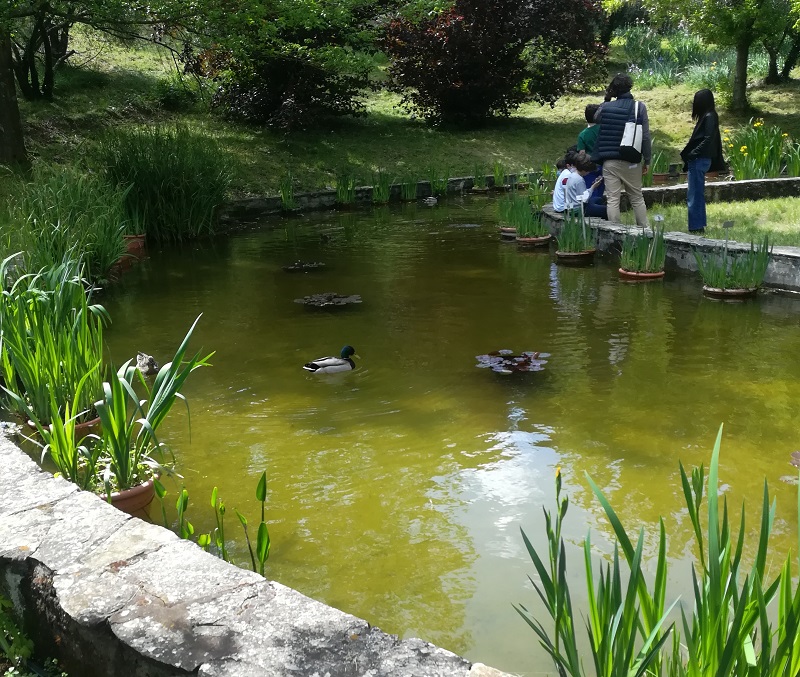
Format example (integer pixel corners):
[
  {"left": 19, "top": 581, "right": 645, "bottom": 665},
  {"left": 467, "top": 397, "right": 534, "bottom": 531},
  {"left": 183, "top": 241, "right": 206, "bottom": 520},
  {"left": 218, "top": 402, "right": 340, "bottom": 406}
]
[{"left": 99, "top": 196, "right": 800, "bottom": 675}]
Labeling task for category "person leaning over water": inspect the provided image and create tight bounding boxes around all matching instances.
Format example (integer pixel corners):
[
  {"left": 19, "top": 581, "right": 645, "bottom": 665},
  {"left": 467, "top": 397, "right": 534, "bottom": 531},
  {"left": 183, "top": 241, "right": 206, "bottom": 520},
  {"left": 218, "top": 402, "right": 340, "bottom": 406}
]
[
  {"left": 680, "top": 89, "right": 725, "bottom": 235},
  {"left": 591, "top": 74, "right": 651, "bottom": 227}
]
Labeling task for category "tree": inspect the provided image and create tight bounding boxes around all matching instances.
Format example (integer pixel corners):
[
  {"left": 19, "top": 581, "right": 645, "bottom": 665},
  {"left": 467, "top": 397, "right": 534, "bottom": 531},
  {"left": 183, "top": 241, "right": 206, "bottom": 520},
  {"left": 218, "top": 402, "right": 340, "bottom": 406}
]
[
  {"left": 649, "top": 0, "right": 791, "bottom": 109},
  {"left": 192, "top": 0, "right": 393, "bottom": 130},
  {"left": 383, "top": 0, "right": 605, "bottom": 125},
  {"left": 0, "top": 26, "right": 28, "bottom": 166}
]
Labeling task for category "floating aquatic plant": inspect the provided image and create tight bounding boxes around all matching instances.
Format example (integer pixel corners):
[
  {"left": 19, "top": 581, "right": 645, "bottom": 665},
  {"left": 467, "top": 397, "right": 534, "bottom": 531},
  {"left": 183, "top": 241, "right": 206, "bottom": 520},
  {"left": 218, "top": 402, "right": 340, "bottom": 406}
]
[
  {"left": 294, "top": 292, "right": 362, "bottom": 307},
  {"left": 475, "top": 349, "right": 550, "bottom": 374}
]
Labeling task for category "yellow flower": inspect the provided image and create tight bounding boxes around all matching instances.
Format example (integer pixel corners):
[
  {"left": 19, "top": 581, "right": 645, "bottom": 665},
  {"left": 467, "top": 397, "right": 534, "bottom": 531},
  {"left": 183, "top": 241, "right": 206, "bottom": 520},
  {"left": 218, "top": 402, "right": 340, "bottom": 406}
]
[
  {"left": 728, "top": 143, "right": 734, "bottom": 148},
  {"left": 723, "top": 137, "right": 729, "bottom": 142},
  {"left": 740, "top": 145, "right": 748, "bottom": 152},
  {"left": 724, "top": 128, "right": 730, "bottom": 133},
  {"left": 743, "top": 152, "right": 748, "bottom": 156},
  {"left": 556, "top": 466, "right": 561, "bottom": 477},
  {"left": 783, "top": 133, "right": 789, "bottom": 138}
]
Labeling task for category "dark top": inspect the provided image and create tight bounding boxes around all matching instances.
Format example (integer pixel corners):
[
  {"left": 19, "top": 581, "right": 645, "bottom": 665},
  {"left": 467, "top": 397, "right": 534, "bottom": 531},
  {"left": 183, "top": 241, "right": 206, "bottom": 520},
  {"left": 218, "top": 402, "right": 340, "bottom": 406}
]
[
  {"left": 591, "top": 93, "right": 652, "bottom": 165},
  {"left": 681, "top": 111, "right": 726, "bottom": 171}
]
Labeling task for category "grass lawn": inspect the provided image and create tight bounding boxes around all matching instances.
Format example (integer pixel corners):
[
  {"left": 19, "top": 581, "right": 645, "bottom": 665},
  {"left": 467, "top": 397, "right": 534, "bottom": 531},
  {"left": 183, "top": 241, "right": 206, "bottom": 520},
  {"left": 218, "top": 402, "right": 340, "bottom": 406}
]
[
  {"left": 652, "top": 197, "right": 800, "bottom": 247},
  {"left": 16, "top": 29, "right": 800, "bottom": 199}
]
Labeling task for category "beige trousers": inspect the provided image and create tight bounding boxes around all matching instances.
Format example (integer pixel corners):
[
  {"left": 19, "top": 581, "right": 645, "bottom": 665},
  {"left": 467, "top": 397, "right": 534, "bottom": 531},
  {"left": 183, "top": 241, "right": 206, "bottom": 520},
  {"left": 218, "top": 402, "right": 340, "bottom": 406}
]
[{"left": 602, "top": 159, "right": 648, "bottom": 227}]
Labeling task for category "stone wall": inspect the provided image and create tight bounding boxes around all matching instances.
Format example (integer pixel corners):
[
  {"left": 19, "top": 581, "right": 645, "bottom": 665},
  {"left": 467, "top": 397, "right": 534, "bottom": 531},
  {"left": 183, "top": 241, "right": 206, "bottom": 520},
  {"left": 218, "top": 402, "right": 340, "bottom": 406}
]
[
  {"left": 542, "top": 207, "right": 800, "bottom": 292},
  {"left": 0, "top": 435, "right": 510, "bottom": 677},
  {"left": 219, "top": 176, "right": 800, "bottom": 224}
]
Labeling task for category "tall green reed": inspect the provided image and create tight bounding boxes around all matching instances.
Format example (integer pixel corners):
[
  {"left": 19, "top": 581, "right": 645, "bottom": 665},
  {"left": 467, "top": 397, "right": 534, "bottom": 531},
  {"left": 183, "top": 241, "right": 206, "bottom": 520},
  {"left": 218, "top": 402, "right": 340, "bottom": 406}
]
[
  {"left": 519, "top": 424, "right": 800, "bottom": 676},
  {"left": 620, "top": 226, "right": 666, "bottom": 273},
  {"left": 372, "top": 169, "right": 392, "bottom": 204},
  {"left": 0, "top": 258, "right": 108, "bottom": 426},
  {"left": 279, "top": 173, "right": 296, "bottom": 211},
  {"left": 335, "top": 171, "right": 357, "bottom": 206},
  {"left": 693, "top": 235, "right": 771, "bottom": 289},
  {"left": 557, "top": 211, "right": 594, "bottom": 252},
  {"left": 400, "top": 174, "right": 418, "bottom": 201},
  {"left": 493, "top": 161, "right": 507, "bottom": 189},
  {"left": 473, "top": 163, "right": 488, "bottom": 189},
  {"left": 427, "top": 166, "right": 450, "bottom": 197},
  {"left": 4, "top": 165, "right": 129, "bottom": 280},
  {"left": 95, "top": 125, "right": 233, "bottom": 243},
  {"left": 502, "top": 192, "right": 547, "bottom": 237}
]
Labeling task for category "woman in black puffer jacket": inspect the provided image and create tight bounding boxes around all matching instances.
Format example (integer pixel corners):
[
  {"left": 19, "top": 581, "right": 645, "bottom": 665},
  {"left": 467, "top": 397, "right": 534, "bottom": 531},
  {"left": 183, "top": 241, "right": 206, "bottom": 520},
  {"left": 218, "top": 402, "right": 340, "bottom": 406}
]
[
  {"left": 681, "top": 89, "right": 725, "bottom": 234},
  {"left": 591, "top": 73, "right": 652, "bottom": 227}
]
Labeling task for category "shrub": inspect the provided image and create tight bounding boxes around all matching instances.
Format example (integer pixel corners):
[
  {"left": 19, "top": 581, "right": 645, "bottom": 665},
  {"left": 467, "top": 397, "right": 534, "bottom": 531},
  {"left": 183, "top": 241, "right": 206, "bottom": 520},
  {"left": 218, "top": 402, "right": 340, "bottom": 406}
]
[
  {"left": 95, "top": 125, "right": 232, "bottom": 243},
  {"left": 384, "top": 0, "right": 605, "bottom": 125},
  {"left": 154, "top": 73, "right": 199, "bottom": 112},
  {"left": 727, "top": 118, "right": 788, "bottom": 179}
]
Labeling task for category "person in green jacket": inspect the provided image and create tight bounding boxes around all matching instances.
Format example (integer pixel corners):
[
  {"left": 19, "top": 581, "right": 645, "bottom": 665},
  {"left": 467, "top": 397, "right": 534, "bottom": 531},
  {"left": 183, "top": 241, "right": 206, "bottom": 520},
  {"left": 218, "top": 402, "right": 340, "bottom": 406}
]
[{"left": 577, "top": 104, "right": 600, "bottom": 153}]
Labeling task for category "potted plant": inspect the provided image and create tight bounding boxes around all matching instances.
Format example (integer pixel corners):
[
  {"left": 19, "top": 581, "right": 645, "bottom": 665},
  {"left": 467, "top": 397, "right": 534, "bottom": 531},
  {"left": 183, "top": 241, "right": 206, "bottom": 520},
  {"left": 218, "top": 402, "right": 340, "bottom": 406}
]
[
  {"left": 95, "top": 315, "right": 213, "bottom": 513},
  {"left": 492, "top": 161, "right": 508, "bottom": 191},
  {"left": 335, "top": 171, "right": 357, "bottom": 209},
  {"left": 694, "top": 235, "right": 771, "bottom": 298},
  {"left": 648, "top": 151, "right": 670, "bottom": 185},
  {"left": 619, "top": 225, "right": 667, "bottom": 280},
  {"left": 497, "top": 192, "right": 517, "bottom": 239},
  {"left": 371, "top": 169, "right": 392, "bottom": 205},
  {"left": 471, "top": 163, "right": 490, "bottom": 193},
  {"left": 555, "top": 210, "right": 595, "bottom": 264},
  {"left": 512, "top": 198, "right": 550, "bottom": 247}
]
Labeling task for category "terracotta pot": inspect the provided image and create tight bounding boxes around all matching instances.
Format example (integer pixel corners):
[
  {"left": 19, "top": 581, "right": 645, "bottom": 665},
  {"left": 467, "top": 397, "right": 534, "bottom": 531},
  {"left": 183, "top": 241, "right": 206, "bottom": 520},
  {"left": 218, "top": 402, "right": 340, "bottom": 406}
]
[
  {"left": 123, "top": 234, "right": 146, "bottom": 257},
  {"left": 651, "top": 173, "right": 669, "bottom": 185},
  {"left": 499, "top": 226, "right": 517, "bottom": 239},
  {"left": 516, "top": 234, "right": 552, "bottom": 247},
  {"left": 109, "top": 478, "right": 156, "bottom": 515},
  {"left": 702, "top": 285, "right": 758, "bottom": 299},
  {"left": 619, "top": 268, "right": 665, "bottom": 281},
  {"left": 470, "top": 186, "right": 491, "bottom": 194},
  {"left": 515, "top": 182, "right": 530, "bottom": 190},
  {"left": 26, "top": 415, "right": 101, "bottom": 441},
  {"left": 556, "top": 249, "right": 596, "bottom": 265}
]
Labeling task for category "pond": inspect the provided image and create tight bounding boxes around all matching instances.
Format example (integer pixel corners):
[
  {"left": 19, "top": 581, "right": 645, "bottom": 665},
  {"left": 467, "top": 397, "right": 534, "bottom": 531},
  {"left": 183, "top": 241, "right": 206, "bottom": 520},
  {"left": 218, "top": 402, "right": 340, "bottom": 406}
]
[{"left": 101, "top": 196, "right": 800, "bottom": 676}]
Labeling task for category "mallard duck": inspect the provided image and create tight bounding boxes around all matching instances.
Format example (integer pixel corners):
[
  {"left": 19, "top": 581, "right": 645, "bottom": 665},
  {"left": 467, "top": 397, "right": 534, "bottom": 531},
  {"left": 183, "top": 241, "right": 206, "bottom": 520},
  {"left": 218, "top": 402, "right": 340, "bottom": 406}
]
[
  {"left": 303, "top": 345, "right": 358, "bottom": 374},
  {"left": 136, "top": 352, "right": 159, "bottom": 375}
]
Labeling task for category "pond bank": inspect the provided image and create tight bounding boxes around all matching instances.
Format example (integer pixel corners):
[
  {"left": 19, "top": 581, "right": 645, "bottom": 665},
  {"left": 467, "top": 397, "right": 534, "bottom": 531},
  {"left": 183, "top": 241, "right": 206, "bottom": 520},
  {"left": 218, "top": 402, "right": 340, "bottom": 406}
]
[
  {"left": 0, "top": 434, "right": 510, "bottom": 677},
  {"left": 541, "top": 207, "right": 800, "bottom": 293}
]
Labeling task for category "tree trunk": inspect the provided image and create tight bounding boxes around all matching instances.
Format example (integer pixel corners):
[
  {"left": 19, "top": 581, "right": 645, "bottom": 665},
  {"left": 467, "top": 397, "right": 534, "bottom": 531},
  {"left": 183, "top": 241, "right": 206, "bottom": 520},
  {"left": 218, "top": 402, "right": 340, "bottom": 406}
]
[
  {"left": 0, "top": 29, "right": 29, "bottom": 167},
  {"left": 731, "top": 41, "right": 750, "bottom": 111},
  {"left": 765, "top": 46, "right": 781, "bottom": 84},
  {"left": 781, "top": 34, "right": 800, "bottom": 79}
]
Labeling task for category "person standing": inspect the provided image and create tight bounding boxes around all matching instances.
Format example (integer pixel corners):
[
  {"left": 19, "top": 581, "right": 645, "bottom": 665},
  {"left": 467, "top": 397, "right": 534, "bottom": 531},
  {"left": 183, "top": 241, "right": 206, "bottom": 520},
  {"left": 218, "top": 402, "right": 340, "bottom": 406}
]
[
  {"left": 591, "top": 74, "right": 651, "bottom": 227},
  {"left": 680, "top": 89, "right": 725, "bottom": 234}
]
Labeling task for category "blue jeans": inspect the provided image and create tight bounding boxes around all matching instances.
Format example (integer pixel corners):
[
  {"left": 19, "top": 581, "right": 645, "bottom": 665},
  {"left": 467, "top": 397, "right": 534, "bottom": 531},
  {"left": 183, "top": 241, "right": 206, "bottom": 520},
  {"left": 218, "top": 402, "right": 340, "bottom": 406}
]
[
  {"left": 582, "top": 168, "right": 608, "bottom": 219},
  {"left": 687, "top": 157, "right": 712, "bottom": 231}
]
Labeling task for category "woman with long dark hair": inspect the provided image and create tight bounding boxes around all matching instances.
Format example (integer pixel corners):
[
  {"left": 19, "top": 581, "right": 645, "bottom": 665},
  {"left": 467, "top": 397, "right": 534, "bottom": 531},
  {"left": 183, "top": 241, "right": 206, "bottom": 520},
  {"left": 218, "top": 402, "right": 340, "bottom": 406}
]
[{"left": 681, "top": 89, "right": 725, "bottom": 234}]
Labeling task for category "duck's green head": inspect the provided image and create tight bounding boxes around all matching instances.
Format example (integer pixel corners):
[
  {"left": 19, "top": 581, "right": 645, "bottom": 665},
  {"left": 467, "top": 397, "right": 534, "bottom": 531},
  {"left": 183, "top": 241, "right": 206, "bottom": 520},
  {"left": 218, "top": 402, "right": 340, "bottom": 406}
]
[{"left": 341, "top": 345, "right": 357, "bottom": 359}]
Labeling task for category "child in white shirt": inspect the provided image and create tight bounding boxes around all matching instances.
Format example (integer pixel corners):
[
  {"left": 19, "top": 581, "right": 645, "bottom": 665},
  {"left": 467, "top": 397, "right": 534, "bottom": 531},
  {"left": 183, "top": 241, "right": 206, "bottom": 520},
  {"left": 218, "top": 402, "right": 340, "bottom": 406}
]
[{"left": 552, "top": 151, "right": 579, "bottom": 212}]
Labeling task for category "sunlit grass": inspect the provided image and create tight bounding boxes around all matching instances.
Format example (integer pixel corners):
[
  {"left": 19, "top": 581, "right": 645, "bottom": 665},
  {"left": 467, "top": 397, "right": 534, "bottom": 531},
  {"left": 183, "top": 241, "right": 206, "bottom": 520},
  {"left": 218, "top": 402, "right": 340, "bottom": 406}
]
[
  {"left": 15, "top": 29, "right": 800, "bottom": 197},
  {"left": 654, "top": 197, "right": 800, "bottom": 246}
]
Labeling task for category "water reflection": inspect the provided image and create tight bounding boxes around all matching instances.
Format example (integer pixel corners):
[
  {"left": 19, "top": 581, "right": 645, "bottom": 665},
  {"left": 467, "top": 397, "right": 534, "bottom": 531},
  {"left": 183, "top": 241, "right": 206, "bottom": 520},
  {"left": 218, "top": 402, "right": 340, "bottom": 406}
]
[{"left": 98, "top": 197, "right": 800, "bottom": 676}]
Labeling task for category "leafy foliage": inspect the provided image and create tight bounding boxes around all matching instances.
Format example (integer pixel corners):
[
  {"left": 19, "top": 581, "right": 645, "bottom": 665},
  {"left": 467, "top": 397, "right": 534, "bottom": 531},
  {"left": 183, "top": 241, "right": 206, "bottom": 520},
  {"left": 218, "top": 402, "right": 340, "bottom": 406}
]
[
  {"left": 193, "top": 0, "right": 385, "bottom": 130},
  {"left": 384, "top": 0, "right": 605, "bottom": 125}
]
